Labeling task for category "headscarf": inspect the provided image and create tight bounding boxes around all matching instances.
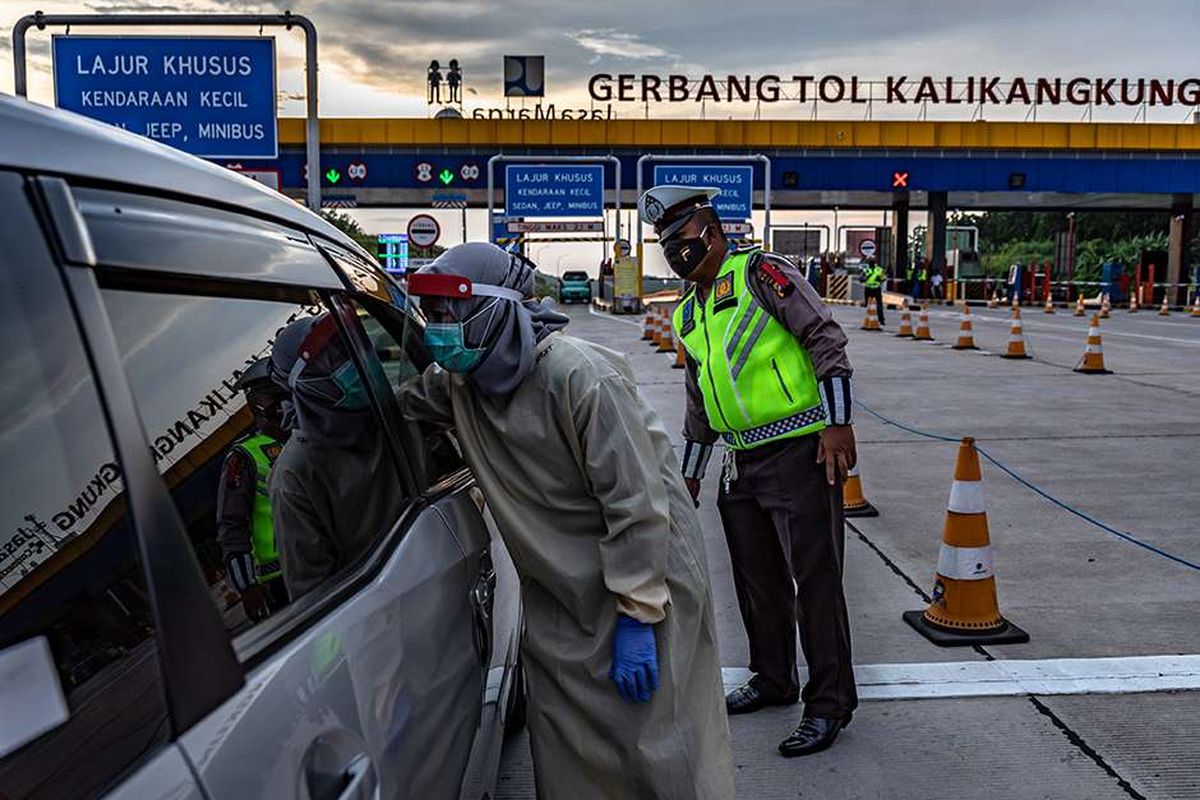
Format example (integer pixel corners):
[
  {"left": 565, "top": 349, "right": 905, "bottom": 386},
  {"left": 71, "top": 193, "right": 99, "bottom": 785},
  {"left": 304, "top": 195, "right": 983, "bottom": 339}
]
[
  {"left": 418, "top": 242, "right": 569, "bottom": 396},
  {"left": 270, "top": 313, "right": 375, "bottom": 448}
]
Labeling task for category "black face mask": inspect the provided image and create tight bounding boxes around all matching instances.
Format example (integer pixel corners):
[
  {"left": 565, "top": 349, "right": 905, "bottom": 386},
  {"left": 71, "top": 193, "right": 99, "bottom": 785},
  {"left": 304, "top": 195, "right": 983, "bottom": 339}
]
[{"left": 662, "top": 224, "right": 711, "bottom": 279}]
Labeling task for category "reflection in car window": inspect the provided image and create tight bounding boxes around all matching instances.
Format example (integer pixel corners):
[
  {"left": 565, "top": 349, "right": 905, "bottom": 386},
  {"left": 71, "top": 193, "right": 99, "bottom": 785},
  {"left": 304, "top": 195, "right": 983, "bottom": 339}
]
[
  {"left": 99, "top": 290, "right": 329, "bottom": 627},
  {"left": 351, "top": 298, "right": 466, "bottom": 488},
  {"left": 0, "top": 221, "right": 167, "bottom": 797},
  {"left": 99, "top": 290, "right": 415, "bottom": 614}
]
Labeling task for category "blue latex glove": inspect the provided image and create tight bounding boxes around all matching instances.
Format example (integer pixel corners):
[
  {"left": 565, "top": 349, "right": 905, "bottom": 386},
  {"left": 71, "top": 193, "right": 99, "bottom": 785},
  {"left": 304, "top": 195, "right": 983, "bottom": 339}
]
[{"left": 609, "top": 615, "right": 659, "bottom": 703}]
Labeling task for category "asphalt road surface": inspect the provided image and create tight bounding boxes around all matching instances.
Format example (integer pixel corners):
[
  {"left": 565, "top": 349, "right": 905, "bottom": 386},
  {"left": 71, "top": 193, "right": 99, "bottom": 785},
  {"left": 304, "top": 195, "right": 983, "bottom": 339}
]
[{"left": 495, "top": 302, "right": 1200, "bottom": 800}]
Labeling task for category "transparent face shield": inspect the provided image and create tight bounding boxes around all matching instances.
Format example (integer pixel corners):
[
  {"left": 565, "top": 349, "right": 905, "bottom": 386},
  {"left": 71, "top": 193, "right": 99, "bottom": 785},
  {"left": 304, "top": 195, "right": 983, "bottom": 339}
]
[{"left": 401, "top": 264, "right": 527, "bottom": 370}]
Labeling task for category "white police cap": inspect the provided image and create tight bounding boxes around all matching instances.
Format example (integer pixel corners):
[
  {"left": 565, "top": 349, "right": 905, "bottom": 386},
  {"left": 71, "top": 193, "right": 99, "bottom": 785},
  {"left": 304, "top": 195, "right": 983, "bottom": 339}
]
[{"left": 638, "top": 185, "right": 721, "bottom": 236}]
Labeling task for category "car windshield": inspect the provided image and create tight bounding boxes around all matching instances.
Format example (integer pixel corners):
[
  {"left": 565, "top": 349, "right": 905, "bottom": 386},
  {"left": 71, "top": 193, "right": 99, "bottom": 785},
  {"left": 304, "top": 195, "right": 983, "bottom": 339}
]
[{"left": 562, "top": 271, "right": 589, "bottom": 282}]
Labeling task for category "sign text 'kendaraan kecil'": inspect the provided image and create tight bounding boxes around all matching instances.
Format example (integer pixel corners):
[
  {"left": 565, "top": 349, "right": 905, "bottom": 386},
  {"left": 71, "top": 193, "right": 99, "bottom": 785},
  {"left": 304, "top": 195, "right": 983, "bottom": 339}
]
[{"left": 52, "top": 36, "right": 277, "bottom": 159}]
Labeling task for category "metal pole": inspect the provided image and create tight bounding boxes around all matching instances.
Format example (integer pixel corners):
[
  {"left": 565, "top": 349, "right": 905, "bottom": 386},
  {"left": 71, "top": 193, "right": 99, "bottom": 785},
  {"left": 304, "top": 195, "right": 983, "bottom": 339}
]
[{"left": 12, "top": 11, "right": 321, "bottom": 212}]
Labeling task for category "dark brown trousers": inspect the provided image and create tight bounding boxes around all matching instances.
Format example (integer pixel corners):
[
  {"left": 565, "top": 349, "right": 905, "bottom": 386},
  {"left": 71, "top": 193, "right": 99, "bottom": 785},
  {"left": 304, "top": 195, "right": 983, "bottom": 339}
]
[{"left": 717, "top": 434, "right": 858, "bottom": 718}]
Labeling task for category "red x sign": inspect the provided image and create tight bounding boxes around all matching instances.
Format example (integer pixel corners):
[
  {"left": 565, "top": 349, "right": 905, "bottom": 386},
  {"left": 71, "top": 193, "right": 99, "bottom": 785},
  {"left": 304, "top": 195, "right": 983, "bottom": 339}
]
[{"left": 892, "top": 171, "right": 909, "bottom": 189}]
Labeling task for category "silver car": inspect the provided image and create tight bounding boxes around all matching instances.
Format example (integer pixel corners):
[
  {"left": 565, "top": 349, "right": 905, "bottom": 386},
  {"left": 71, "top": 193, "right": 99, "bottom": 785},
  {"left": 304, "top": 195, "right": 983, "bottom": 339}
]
[{"left": 0, "top": 96, "right": 523, "bottom": 800}]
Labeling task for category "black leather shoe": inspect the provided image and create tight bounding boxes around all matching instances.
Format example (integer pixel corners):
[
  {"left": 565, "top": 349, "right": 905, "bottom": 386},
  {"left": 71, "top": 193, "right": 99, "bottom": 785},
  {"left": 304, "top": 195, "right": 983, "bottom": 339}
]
[
  {"left": 724, "top": 679, "right": 799, "bottom": 716},
  {"left": 777, "top": 714, "right": 849, "bottom": 757}
]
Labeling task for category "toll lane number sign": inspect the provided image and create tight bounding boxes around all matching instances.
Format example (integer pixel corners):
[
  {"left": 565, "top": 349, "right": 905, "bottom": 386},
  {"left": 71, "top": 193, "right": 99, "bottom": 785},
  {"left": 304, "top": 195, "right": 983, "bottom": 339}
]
[
  {"left": 653, "top": 165, "right": 752, "bottom": 220},
  {"left": 505, "top": 165, "right": 604, "bottom": 217},
  {"left": 52, "top": 36, "right": 278, "bottom": 159}
]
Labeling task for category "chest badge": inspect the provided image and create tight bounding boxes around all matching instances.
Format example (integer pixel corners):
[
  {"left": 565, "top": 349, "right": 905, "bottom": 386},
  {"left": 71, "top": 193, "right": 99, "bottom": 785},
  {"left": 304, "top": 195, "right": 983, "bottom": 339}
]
[
  {"left": 712, "top": 273, "right": 737, "bottom": 313},
  {"left": 680, "top": 298, "right": 696, "bottom": 336}
]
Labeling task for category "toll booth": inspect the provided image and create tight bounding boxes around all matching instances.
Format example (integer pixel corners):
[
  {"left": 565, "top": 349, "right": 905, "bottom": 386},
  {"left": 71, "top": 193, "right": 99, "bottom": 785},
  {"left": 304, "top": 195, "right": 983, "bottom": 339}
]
[
  {"left": 1101, "top": 262, "right": 1126, "bottom": 303},
  {"left": 1137, "top": 249, "right": 1168, "bottom": 305},
  {"left": 947, "top": 249, "right": 982, "bottom": 301},
  {"left": 1031, "top": 260, "right": 1050, "bottom": 303}
]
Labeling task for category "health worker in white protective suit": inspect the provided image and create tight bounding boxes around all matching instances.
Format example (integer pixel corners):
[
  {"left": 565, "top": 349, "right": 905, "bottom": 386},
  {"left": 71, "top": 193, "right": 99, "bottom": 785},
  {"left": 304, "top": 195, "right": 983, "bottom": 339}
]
[{"left": 398, "top": 243, "right": 734, "bottom": 799}]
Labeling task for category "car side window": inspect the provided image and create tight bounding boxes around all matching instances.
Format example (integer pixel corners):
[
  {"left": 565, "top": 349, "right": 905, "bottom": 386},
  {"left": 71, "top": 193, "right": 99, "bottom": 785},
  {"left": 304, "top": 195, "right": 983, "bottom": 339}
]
[
  {"left": 0, "top": 180, "right": 167, "bottom": 797},
  {"left": 349, "top": 297, "right": 467, "bottom": 488},
  {"left": 96, "top": 287, "right": 410, "bottom": 632}
]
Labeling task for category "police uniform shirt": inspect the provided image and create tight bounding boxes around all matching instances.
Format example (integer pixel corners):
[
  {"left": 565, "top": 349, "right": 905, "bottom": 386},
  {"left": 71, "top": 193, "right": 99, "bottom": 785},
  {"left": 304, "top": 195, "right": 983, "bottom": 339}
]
[{"left": 681, "top": 251, "right": 853, "bottom": 473}]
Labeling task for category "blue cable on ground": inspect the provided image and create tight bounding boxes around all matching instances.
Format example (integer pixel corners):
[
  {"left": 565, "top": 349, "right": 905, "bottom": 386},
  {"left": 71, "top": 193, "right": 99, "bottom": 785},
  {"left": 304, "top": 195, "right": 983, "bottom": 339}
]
[{"left": 855, "top": 400, "right": 1200, "bottom": 573}]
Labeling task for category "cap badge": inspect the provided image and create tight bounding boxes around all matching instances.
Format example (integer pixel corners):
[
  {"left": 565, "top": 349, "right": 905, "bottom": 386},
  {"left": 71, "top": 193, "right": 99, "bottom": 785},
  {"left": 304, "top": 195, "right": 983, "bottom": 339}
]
[{"left": 643, "top": 194, "right": 666, "bottom": 223}]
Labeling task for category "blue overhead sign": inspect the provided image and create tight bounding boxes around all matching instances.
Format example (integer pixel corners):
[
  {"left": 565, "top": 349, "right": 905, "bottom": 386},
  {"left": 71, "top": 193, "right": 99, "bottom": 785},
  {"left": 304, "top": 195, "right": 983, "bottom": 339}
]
[
  {"left": 654, "top": 165, "right": 753, "bottom": 220},
  {"left": 53, "top": 36, "right": 277, "bottom": 159},
  {"left": 505, "top": 165, "right": 604, "bottom": 217}
]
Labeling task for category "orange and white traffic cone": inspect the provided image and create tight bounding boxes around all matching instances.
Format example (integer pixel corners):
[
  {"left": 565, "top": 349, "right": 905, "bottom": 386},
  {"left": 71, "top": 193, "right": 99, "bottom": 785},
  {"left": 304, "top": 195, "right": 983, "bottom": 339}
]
[
  {"left": 1074, "top": 313, "right": 1112, "bottom": 374},
  {"left": 1043, "top": 294, "right": 1055, "bottom": 314},
  {"left": 1191, "top": 296, "right": 1200, "bottom": 317},
  {"left": 657, "top": 309, "right": 675, "bottom": 353},
  {"left": 648, "top": 309, "right": 662, "bottom": 347},
  {"left": 987, "top": 291, "right": 999, "bottom": 309},
  {"left": 1001, "top": 308, "right": 1030, "bottom": 359},
  {"left": 672, "top": 330, "right": 687, "bottom": 369},
  {"left": 904, "top": 437, "right": 1028, "bottom": 646},
  {"left": 642, "top": 310, "right": 655, "bottom": 341},
  {"left": 895, "top": 309, "right": 914, "bottom": 338},
  {"left": 1159, "top": 295, "right": 1170, "bottom": 316},
  {"left": 1128, "top": 290, "right": 1139, "bottom": 313},
  {"left": 952, "top": 304, "right": 977, "bottom": 350},
  {"left": 861, "top": 302, "right": 882, "bottom": 331},
  {"left": 1100, "top": 293, "right": 1111, "bottom": 318},
  {"left": 842, "top": 464, "right": 878, "bottom": 518},
  {"left": 913, "top": 306, "right": 933, "bottom": 341},
  {"left": 1074, "top": 294, "right": 1085, "bottom": 316}
]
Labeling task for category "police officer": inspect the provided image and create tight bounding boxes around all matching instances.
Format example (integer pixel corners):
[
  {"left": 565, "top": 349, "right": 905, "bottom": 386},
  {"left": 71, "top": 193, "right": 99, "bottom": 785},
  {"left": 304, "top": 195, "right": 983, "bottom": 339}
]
[
  {"left": 914, "top": 259, "right": 928, "bottom": 301},
  {"left": 862, "top": 255, "right": 887, "bottom": 324},
  {"left": 217, "top": 357, "right": 290, "bottom": 622},
  {"left": 639, "top": 185, "right": 858, "bottom": 757}
]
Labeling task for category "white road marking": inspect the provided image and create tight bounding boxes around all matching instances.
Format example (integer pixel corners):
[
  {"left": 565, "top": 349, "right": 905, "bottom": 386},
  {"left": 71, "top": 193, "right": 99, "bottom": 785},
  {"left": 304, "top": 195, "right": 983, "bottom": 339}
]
[
  {"left": 722, "top": 654, "right": 1200, "bottom": 700},
  {"left": 588, "top": 304, "right": 644, "bottom": 328}
]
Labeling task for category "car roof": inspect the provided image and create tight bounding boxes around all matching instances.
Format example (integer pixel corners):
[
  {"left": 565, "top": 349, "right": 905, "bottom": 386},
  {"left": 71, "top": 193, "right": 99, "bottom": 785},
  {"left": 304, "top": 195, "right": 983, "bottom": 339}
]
[{"left": 0, "top": 95, "right": 365, "bottom": 256}]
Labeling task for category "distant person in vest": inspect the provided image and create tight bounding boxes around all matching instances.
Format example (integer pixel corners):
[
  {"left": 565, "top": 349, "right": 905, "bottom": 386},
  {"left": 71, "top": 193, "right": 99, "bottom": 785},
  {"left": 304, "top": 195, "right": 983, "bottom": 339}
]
[
  {"left": 217, "top": 358, "right": 291, "bottom": 622},
  {"left": 861, "top": 254, "right": 887, "bottom": 324},
  {"left": 640, "top": 184, "right": 859, "bottom": 758}
]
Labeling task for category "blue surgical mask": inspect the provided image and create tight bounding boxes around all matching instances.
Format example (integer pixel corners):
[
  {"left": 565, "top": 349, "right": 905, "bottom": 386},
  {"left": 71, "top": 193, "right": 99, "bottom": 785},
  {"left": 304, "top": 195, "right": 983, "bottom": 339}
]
[{"left": 424, "top": 322, "right": 485, "bottom": 373}]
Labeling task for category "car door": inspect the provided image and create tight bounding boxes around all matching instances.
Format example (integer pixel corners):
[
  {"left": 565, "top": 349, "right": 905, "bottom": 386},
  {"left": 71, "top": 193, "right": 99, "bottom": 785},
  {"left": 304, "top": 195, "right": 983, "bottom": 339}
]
[
  {"left": 35, "top": 179, "right": 496, "bottom": 799},
  {"left": 0, "top": 171, "right": 207, "bottom": 800}
]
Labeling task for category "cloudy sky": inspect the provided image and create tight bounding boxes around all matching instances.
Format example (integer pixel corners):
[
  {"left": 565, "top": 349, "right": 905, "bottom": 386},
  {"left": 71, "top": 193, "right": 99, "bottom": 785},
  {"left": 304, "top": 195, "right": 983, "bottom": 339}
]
[
  {"left": 2, "top": 1, "right": 1196, "bottom": 273},
  {"left": 4, "top": 0, "right": 1198, "bottom": 121}
]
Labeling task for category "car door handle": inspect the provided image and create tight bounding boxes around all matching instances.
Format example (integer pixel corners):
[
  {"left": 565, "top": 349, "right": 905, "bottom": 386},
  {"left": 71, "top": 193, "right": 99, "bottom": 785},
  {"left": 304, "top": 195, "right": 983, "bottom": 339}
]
[
  {"left": 304, "top": 744, "right": 377, "bottom": 800},
  {"left": 335, "top": 755, "right": 376, "bottom": 800}
]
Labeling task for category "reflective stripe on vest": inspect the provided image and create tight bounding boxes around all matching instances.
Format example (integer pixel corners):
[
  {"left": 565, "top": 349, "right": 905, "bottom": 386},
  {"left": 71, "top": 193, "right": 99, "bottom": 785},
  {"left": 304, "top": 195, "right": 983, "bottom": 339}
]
[
  {"left": 674, "top": 250, "right": 825, "bottom": 450},
  {"left": 864, "top": 265, "right": 884, "bottom": 288},
  {"left": 236, "top": 433, "right": 281, "bottom": 583}
]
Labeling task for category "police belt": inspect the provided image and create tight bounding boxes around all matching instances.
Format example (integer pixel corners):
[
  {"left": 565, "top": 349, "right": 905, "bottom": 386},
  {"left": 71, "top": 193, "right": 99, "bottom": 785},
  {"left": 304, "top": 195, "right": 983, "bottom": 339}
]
[
  {"left": 720, "top": 404, "right": 826, "bottom": 448},
  {"left": 255, "top": 559, "right": 281, "bottom": 578}
]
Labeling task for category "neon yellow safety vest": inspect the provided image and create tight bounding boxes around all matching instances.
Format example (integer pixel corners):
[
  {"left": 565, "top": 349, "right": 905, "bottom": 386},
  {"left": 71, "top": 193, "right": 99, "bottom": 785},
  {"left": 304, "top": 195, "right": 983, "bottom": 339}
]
[
  {"left": 235, "top": 434, "right": 281, "bottom": 583},
  {"left": 674, "top": 250, "right": 826, "bottom": 450},
  {"left": 864, "top": 265, "right": 885, "bottom": 289}
]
